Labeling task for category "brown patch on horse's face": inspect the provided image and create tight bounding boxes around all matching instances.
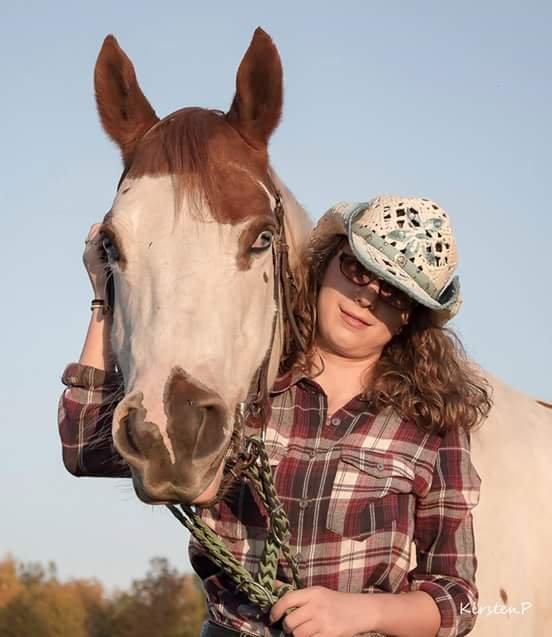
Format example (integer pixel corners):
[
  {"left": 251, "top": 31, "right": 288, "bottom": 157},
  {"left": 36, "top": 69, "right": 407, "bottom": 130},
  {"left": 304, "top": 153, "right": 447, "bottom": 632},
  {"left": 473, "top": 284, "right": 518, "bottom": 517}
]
[
  {"left": 113, "top": 367, "right": 230, "bottom": 503},
  {"left": 237, "top": 213, "right": 277, "bottom": 271},
  {"left": 125, "top": 108, "right": 276, "bottom": 226}
]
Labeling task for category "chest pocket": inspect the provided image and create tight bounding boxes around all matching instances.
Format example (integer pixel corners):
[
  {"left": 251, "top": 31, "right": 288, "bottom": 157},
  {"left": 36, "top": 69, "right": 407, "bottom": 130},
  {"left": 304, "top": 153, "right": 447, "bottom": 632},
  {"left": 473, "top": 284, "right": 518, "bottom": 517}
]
[
  {"left": 326, "top": 448, "right": 415, "bottom": 541},
  {"left": 201, "top": 441, "right": 286, "bottom": 542}
]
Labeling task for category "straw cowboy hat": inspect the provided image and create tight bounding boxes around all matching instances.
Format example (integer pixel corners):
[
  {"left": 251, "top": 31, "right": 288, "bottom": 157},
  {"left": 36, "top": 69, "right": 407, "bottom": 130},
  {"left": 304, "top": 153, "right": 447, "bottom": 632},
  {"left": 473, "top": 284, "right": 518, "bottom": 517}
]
[{"left": 311, "top": 196, "right": 462, "bottom": 324}]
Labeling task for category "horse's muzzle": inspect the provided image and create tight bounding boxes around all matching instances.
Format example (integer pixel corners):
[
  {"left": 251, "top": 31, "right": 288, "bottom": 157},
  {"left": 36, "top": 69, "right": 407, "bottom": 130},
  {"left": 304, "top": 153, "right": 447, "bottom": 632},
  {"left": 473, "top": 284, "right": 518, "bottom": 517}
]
[{"left": 112, "top": 367, "right": 231, "bottom": 503}]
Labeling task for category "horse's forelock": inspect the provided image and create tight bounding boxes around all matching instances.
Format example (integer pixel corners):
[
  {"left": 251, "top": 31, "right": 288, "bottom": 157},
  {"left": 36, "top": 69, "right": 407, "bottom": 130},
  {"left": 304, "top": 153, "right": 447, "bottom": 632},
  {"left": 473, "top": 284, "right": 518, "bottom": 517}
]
[{"left": 123, "top": 107, "right": 272, "bottom": 223}]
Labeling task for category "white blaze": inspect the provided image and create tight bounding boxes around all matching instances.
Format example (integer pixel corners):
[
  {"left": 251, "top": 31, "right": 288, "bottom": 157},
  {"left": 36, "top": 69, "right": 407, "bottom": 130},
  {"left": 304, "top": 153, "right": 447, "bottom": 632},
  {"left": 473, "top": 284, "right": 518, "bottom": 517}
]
[{"left": 109, "top": 175, "right": 277, "bottom": 459}]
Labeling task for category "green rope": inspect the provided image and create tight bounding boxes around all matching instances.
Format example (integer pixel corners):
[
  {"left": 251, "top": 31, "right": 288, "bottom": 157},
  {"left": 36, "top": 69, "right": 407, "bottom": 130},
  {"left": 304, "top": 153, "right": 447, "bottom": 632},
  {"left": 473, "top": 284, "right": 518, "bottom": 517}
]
[
  {"left": 246, "top": 441, "right": 302, "bottom": 592},
  {"left": 166, "top": 436, "right": 301, "bottom": 613}
]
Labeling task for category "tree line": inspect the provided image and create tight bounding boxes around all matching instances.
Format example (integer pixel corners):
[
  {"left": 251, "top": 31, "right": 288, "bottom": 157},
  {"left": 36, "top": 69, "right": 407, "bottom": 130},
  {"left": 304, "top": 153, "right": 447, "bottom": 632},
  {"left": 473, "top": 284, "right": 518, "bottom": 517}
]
[{"left": 0, "top": 555, "right": 207, "bottom": 637}]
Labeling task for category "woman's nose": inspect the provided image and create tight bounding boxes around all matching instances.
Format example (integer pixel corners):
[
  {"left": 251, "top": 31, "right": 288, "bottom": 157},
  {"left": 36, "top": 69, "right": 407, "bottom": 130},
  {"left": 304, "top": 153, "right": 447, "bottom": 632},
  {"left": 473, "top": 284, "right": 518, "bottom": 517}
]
[{"left": 354, "top": 281, "right": 380, "bottom": 308}]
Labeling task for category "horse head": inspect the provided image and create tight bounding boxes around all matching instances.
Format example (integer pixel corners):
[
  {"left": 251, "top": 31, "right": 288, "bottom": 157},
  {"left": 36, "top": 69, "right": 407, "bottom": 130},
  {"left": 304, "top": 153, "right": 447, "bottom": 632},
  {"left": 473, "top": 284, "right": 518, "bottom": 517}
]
[{"left": 94, "top": 29, "right": 311, "bottom": 504}]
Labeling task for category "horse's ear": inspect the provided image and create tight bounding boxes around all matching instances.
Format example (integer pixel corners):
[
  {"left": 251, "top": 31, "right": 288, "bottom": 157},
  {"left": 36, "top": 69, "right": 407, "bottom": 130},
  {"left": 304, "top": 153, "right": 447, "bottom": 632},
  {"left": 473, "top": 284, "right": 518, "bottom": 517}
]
[
  {"left": 226, "top": 28, "right": 283, "bottom": 149},
  {"left": 94, "top": 35, "right": 159, "bottom": 167}
]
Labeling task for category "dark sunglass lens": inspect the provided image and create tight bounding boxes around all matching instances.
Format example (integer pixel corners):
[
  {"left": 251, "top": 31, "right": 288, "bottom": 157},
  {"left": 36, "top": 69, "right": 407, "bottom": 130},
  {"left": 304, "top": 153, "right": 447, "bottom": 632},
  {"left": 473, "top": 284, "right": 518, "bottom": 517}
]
[
  {"left": 379, "top": 281, "right": 411, "bottom": 310},
  {"left": 339, "top": 253, "right": 411, "bottom": 309},
  {"left": 340, "top": 254, "right": 372, "bottom": 285}
]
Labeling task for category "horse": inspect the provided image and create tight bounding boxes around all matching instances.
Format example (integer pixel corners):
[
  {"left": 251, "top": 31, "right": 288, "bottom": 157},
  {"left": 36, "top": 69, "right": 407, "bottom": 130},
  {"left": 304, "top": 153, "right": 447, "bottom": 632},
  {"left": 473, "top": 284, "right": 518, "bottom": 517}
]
[
  {"left": 94, "top": 28, "right": 552, "bottom": 636},
  {"left": 467, "top": 376, "right": 552, "bottom": 635},
  {"left": 93, "top": 28, "right": 312, "bottom": 504}
]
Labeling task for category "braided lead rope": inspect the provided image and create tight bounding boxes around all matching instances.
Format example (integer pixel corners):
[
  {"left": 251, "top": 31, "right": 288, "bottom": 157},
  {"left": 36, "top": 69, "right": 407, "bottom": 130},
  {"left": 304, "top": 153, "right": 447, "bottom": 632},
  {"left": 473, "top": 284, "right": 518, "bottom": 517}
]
[
  {"left": 166, "top": 438, "right": 301, "bottom": 612},
  {"left": 244, "top": 440, "right": 302, "bottom": 591},
  {"left": 167, "top": 503, "right": 283, "bottom": 612}
]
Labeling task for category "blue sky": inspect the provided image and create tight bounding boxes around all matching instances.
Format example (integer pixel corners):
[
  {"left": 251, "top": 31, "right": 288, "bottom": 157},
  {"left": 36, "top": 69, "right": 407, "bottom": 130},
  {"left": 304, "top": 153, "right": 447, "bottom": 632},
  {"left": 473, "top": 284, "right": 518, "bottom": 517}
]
[{"left": 1, "top": 2, "right": 550, "bottom": 590}]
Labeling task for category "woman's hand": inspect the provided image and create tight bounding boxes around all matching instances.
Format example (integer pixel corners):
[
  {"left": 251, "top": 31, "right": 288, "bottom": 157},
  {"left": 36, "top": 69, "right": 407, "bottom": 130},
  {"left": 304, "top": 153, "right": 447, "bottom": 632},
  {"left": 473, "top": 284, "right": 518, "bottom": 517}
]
[
  {"left": 269, "top": 586, "right": 380, "bottom": 637},
  {"left": 83, "top": 223, "right": 108, "bottom": 296}
]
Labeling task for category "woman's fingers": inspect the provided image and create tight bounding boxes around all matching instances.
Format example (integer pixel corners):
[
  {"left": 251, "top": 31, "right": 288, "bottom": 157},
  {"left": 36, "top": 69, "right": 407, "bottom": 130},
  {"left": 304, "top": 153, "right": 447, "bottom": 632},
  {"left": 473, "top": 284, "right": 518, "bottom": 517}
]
[
  {"left": 287, "top": 619, "right": 320, "bottom": 637},
  {"left": 270, "top": 589, "right": 311, "bottom": 623},
  {"left": 83, "top": 222, "right": 108, "bottom": 295},
  {"left": 281, "top": 605, "right": 313, "bottom": 634},
  {"left": 85, "top": 223, "right": 102, "bottom": 244}
]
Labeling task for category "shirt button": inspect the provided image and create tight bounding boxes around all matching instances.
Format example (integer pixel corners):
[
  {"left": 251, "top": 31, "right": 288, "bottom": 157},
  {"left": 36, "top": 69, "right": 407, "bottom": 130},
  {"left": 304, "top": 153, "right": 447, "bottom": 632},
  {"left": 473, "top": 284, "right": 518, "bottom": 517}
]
[
  {"left": 376, "top": 462, "right": 385, "bottom": 471},
  {"left": 295, "top": 553, "right": 304, "bottom": 564},
  {"left": 309, "top": 450, "right": 316, "bottom": 459},
  {"left": 330, "top": 417, "right": 341, "bottom": 426},
  {"left": 299, "top": 499, "right": 310, "bottom": 509}
]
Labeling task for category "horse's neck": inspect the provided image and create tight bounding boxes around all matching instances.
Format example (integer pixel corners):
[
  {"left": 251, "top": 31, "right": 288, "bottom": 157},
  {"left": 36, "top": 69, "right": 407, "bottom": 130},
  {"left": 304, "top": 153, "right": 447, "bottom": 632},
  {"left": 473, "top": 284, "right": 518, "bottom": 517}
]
[{"left": 267, "top": 168, "right": 313, "bottom": 386}]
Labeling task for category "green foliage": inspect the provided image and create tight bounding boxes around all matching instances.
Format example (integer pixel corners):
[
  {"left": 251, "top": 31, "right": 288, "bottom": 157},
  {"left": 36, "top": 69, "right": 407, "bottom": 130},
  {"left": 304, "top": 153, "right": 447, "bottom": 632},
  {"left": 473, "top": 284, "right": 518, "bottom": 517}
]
[{"left": 0, "top": 555, "right": 207, "bottom": 637}]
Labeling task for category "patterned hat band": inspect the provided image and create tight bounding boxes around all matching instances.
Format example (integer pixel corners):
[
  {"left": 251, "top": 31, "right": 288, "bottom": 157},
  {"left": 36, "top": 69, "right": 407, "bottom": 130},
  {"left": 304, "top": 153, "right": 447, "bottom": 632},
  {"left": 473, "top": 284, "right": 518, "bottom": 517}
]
[{"left": 351, "top": 220, "right": 459, "bottom": 309}]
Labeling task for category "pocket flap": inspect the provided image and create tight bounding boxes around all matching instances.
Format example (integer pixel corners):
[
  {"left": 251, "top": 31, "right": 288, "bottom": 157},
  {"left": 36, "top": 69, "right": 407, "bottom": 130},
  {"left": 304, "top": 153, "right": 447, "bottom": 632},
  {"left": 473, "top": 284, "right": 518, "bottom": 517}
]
[{"left": 340, "top": 449, "right": 415, "bottom": 482}]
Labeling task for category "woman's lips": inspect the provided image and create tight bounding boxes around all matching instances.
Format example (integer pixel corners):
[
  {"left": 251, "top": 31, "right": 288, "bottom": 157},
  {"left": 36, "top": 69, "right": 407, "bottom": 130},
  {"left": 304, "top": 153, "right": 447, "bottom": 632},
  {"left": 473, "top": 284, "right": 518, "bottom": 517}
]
[{"left": 339, "top": 306, "right": 370, "bottom": 329}]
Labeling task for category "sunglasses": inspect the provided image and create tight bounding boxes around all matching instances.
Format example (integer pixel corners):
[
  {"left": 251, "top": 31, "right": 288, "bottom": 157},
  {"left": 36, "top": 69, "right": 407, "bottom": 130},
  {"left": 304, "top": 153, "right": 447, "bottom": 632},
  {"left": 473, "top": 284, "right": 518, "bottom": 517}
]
[{"left": 338, "top": 251, "right": 413, "bottom": 311}]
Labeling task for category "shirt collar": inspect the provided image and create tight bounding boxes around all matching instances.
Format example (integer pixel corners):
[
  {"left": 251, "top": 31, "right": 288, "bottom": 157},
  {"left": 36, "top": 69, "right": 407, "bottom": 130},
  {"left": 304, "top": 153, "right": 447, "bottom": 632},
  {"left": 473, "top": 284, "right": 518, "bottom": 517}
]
[
  {"left": 270, "top": 366, "right": 309, "bottom": 395},
  {"left": 270, "top": 366, "right": 372, "bottom": 403}
]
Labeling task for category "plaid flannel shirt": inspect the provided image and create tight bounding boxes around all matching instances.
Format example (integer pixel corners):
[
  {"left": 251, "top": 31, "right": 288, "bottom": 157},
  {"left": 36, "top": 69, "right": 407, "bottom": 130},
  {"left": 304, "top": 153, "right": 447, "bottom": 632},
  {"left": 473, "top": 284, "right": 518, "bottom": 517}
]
[{"left": 59, "top": 362, "right": 481, "bottom": 637}]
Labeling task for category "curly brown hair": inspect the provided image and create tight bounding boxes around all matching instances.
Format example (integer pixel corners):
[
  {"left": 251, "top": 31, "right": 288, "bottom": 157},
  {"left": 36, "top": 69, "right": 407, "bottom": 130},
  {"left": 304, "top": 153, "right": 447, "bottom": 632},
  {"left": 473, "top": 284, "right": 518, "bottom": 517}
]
[{"left": 282, "top": 234, "right": 492, "bottom": 435}]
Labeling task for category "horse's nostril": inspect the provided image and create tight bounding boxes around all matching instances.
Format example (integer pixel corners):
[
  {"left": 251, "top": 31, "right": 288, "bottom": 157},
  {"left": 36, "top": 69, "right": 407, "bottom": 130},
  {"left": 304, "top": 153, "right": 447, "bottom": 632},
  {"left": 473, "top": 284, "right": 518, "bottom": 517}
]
[
  {"left": 114, "top": 406, "right": 147, "bottom": 464},
  {"left": 125, "top": 421, "right": 141, "bottom": 455}
]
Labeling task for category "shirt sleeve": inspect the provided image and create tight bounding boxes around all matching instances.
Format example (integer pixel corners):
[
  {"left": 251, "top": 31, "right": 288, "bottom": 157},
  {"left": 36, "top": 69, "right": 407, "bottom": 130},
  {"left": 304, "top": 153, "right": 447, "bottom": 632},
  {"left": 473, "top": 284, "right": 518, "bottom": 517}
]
[
  {"left": 408, "top": 426, "right": 481, "bottom": 637},
  {"left": 58, "top": 362, "right": 131, "bottom": 478}
]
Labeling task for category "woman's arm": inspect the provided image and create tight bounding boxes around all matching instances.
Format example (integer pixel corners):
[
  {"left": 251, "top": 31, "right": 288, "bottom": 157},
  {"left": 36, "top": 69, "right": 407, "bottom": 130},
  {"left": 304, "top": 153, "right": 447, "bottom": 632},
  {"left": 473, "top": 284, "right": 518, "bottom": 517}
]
[
  {"left": 404, "top": 426, "right": 481, "bottom": 637},
  {"left": 58, "top": 224, "right": 129, "bottom": 478},
  {"left": 270, "top": 585, "right": 440, "bottom": 637},
  {"left": 58, "top": 313, "right": 128, "bottom": 478},
  {"left": 270, "top": 426, "right": 480, "bottom": 637}
]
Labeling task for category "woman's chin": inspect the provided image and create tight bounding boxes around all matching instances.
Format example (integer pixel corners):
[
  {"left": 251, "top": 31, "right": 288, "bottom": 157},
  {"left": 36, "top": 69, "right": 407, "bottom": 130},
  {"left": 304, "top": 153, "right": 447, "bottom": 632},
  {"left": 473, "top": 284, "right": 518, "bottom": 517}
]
[{"left": 318, "top": 322, "right": 392, "bottom": 358}]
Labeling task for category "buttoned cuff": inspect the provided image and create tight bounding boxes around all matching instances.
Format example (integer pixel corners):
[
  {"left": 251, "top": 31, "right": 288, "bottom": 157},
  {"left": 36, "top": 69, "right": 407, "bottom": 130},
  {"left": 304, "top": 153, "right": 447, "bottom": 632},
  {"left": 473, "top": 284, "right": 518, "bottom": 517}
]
[
  {"left": 61, "top": 362, "right": 123, "bottom": 390},
  {"left": 409, "top": 579, "right": 477, "bottom": 637}
]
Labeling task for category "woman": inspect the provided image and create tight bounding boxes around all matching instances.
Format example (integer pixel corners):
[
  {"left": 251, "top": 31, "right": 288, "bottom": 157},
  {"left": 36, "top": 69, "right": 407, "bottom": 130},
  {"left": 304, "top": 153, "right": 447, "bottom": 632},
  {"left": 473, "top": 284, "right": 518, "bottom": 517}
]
[{"left": 59, "top": 195, "right": 490, "bottom": 637}]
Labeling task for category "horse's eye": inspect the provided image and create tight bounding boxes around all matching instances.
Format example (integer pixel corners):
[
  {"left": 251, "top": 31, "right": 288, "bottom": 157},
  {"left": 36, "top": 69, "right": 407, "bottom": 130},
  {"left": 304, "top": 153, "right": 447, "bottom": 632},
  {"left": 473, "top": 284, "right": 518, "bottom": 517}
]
[
  {"left": 251, "top": 230, "right": 274, "bottom": 252},
  {"left": 102, "top": 237, "right": 120, "bottom": 262}
]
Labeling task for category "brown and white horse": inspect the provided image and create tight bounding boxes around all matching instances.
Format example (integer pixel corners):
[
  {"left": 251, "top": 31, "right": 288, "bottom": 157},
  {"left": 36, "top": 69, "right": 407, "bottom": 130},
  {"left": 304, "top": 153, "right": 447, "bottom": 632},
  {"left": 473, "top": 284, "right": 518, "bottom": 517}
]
[
  {"left": 94, "top": 29, "right": 552, "bottom": 636},
  {"left": 94, "top": 29, "right": 311, "bottom": 504},
  {"left": 466, "top": 377, "right": 552, "bottom": 635}
]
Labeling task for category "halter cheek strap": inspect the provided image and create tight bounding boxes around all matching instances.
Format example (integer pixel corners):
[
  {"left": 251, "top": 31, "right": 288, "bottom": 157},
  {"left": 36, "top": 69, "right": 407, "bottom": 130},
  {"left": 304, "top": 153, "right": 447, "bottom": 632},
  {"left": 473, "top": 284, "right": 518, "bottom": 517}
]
[{"left": 199, "top": 178, "right": 306, "bottom": 507}]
